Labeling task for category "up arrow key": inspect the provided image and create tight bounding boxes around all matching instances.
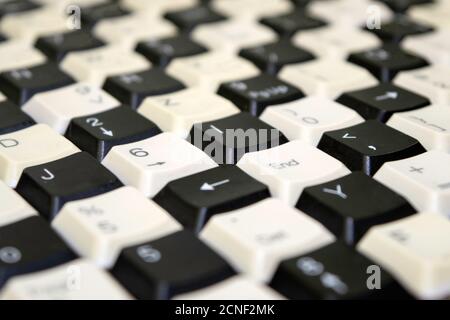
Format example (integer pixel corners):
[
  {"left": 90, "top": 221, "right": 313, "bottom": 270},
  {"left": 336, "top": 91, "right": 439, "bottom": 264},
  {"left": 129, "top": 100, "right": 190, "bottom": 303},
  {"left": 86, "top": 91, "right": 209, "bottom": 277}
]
[{"left": 342, "top": 133, "right": 356, "bottom": 139}]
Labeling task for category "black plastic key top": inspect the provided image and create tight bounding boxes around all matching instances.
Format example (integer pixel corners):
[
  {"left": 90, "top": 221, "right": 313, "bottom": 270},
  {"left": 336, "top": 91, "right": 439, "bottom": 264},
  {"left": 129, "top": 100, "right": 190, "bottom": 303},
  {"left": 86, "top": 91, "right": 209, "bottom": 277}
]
[
  {"left": 239, "top": 41, "right": 315, "bottom": 75},
  {"left": 103, "top": 69, "right": 185, "bottom": 109},
  {"left": 136, "top": 35, "right": 208, "bottom": 68},
  {"left": 164, "top": 5, "right": 226, "bottom": 32},
  {"left": 270, "top": 241, "right": 412, "bottom": 300},
  {"left": 0, "top": 0, "right": 40, "bottom": 17},
  {"left": 35, "top": 30, "right": 105, "bottom": 63},
  {"left": 218, "top": 74, "right": 304, "bottom": 116},
  {"left": 112, "top": 230, "right": 235, "bottom": 300},
  {"left": 16, "top": 152, "right": 122, "bottom": 220},
  {"left": 317, "top": 120, "right": 426, "bottom": 176},
  {"left": 297, "top": 172, "right": 416, "bottom": 246},
  {"left": 190, "top": 112, "right": 288, "bottom": 164},
  {"left": 154, "top": 165, "right": 270, "bottom": 233},
  {"left": 336, "top": 83, "right": 430, "bottom": 122},
  {"left": 367, "top": 15, "right": 433, "bottom": 43},
  {"left": 66, "top": 107, "right": 161, "bottom": 160},
  {"left": 0, "top": 216, "right": 76, "bottom": 288},
  {"left": 348, "top": 44, "right": 429, "bottom": 82},
  {"left": 0, "top": 100, "right": 34, "bottom": 134},
  {"left": 81, "top": 2, "right": 130, "bottom": 27},
  {"left": 0, "top": 63, "right": 75, "bottom": 106},
  {"left": 376, "top": 0, "right": 434, "bottom": 13}
]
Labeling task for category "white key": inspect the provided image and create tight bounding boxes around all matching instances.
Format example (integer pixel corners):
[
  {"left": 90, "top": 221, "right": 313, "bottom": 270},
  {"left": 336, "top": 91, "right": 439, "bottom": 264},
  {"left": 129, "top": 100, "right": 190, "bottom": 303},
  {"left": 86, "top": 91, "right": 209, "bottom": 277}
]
[
  {"left": 357, "top": 213, "right": 450, "bottom": 299},
  {"left": 394, "top": 65, "right": 450, "bottom": 106},
  {"left": 0, "top": 40, "right": 46, "bottom": 72},
  {"left": 0, "top": 180, "right": 36, "bottom": 227},
  {"left": 279, "top": 59, "right": 378, "bottom": 99},
  {"left": 237, "top": 140, "right": 350, "bottom": 205},
  {"left": 212, "top": 0, "right": 292, "bottom": 20},
  {"left": 167, "top": 52, "right": 259, "bottom": 92},
  {"left": 0, "top": 124, "right": 79, "bottom": 188},
  {"left": 121, "top": 0, "right": 197, "bottom": 13},
  {"left": 403, "top": 30, "right": 450, "bottom": 67},
  {"left": 0, "top": 259, "right": 132, "bottom": 300},
  {"left": 102, "top": 132, "right": 217, "bottom": 197},
  {"left": 387, "top": 106, "right": 450, "bottom": 153},
  {"left": 94, "top": 14, "right": 176, "bottom": 50},
  {"left": 374, "top": 151, "right": 450, "bottom": 217},
  {"left": 174, "top": 275, "right": 285, "bottom": 300},
  {"left": 410, "top": 3, "right": 450, "bottom": 28},
  {"left": 192, "top": 20, "right": 277, "bottom": 53},
  {"left": 61, "top": 46, "right": 151, "bottom": 85},
  {"left": 201, "top": 198, "right": 335, "bottom": 282},
  {"left": 53, "top": 186, "right": 181, "bottom": 268},
  {"left": 260, "top": 96, "right": 364, "bottom": 146},
  {"left": 293, "top": 26, "right": 381, "bottom": 60},
  {"left": 138, "top": 88, "right": 240, "bottom": 138},
  {"left": 23, "top": 82, "right": 120, "bottom": 134}
]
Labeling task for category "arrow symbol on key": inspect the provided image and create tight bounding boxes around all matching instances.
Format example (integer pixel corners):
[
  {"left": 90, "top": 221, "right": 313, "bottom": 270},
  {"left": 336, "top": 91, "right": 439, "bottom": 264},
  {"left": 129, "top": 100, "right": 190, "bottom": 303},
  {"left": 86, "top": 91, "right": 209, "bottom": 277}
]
[
  {"left": 147, "top": 162, "right": 165, "bottom": 167},
  {"left": 200, "top": 179, "right": 230, "bottom": 191},
  {"left": 100, "top": 127, "right": 113, "bottom": 136},
  {"left": 342, "top": 133, "right": 356, "bottom": 139},
  {"left": 375, "top": 91, "right": 398, "bottom": 101}
]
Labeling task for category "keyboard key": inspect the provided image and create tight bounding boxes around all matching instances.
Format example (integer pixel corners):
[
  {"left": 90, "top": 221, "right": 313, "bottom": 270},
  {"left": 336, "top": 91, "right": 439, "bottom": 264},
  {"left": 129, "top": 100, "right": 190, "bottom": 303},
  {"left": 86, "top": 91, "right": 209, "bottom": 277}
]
[
  {"left": 0, "top": 216, "right": 76, "bottom": 288},
  {"left": 336, "top": 83, "right": 430, "bottom": 122},
  {"left": 23, "top": 82, "right": 120, "bottom": 134},
  {"left": 409, "top": 2, "right": 450, "bottom": 28},
  {"left": 0, "top": 100, "right": 34, "bottom": 134},
  {"left": 358, "top": 213, "right": 450, "bottom": 299},
  {"left": 81, "top": 2, "right": 130, "bottom": 27},
  {"left": 239, "top": 41, "right": 315, "bottom": 75},
  {"left": 154, "top": 165, "right": 270, "bottom": 233},
  {"left": 103, "top": 69, "right": 185, "bottom": 109},
  {"left": 237, "top": 140, "right": 350, "bottom": 205},
  {"left": 16, "top": 152, "right": 122, "bottom": 220},
  {"left": 0, "top": 40, "right": 46, "bottom": 72},
  {"left": 138, "top": 88, "right": 239, "bottom": 138},
  {"left": 0, "top": 180, "right": 36, "bottom": 227},
  {"left": 35, "top": 30, "right": 105, "bottom": 63},
  {"left": 387, "top": 106, "right": 450, "bottom": 152},
  {"left": 317, "top": 120, "right": 426, "bottom": 176},
  {"left": 403, "top": 29, "right": 450, "bottom": 67},
  {"left": 279, "top": 59, "right": 378, "bottom": 99},
  {"left": 297, "top": 172, "right": 416, "bottom": 246},
  {"left": 121, "top": 0, "right": 196, "bottom": 13},
  {"left": 167, "top": 52, "right": 260, "bottom": 92},
  {"left": 218, "top": 74, "right": 305, "bottom": 116},
  {"left": 260, "top": 96, "right": 364, "bottom": 146},
  {"left": 135, "top": 35, "right": 208, "bottom": 68},
  {"left": 190, "top": 112, "right": 288, "bottom": 164},
  {"left": 111, "top": 230, "right": 235, "bottom": 300},
  {"left": 0, "top": 0, "right": 40, "bottom": 18},
  {"left": 0, "top": 124, "right": 79, "bottom": 187},
  {"left": 212, "top": 0, "right": 292, "bottom": 20},
  {"left": 0, "top": 63, "right": 75, "bottom": 106},
  {"left": 102, "top": 132, "right": 217, "bottom": 197},
  {"left": 61, "top": 46, "right": 151, "bottom": 86},
  {"left": 374, "top": 151, "right": 450, "bottom": 217},
  {"left": 0, "top": 259, "right": 132, "bottom": 300},
  {"left": 53, "top": 186, "right": 181, "bottom": 268},
  {"left": 270, "top": 241, "right": 411, "bottom": 299},
  {"left": 376, "top": 0, "right": 434, "bottom": 13},
  {"left": 201, "top": 198, "right": 335, "bottom": 282},
  {"left": 394, "top": 65, "right": 450, "bottom": 105},
  {"left": 164, "top": 5, "right": 226, "bottom": 32},
  {"left": 348, "top": 45, "right": 429, "bottom": 82},
  {"left": 174, "top": 275, "right": 285, "bottom": 300},
  {"left": 66, "top": 107, "right": 161, "bottom": 160}
]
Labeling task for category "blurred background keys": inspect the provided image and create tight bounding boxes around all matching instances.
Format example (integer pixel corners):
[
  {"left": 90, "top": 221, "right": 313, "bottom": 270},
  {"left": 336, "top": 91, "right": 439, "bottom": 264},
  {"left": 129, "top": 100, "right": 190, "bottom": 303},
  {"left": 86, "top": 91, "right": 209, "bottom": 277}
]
[
  {"left": 0, "top": 100, "right": 34, "bottom": 134},
  {"left": 164, "top": 5, "right": 226, "bottom": 32}
]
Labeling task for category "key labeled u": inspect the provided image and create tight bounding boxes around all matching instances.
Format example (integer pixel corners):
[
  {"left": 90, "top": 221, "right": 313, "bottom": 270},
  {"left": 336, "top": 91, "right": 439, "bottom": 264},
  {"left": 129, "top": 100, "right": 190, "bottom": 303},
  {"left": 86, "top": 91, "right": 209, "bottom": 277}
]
[{"left": 41, "top": 168, "right": 55, "bottom": 181}]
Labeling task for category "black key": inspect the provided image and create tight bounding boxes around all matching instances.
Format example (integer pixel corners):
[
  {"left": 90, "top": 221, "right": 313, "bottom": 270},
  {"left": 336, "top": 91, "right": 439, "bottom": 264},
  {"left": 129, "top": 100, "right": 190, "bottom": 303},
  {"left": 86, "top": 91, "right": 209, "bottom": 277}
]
[
  {"left": 336, "top": 83, "right": 430, "bottom": 122},
  {"left": 35, "top": 30, "right": 105, "bottom": 63},
  {"left": 189, "top": 112, "right": 288, "bottom": 164},
  {"left": 0, "top": 0, "right": 40, "bottom": 17},
  {"left": 270, "top": 241, "right": 412, "bottom": 299},
  {"left": 376, "top": 0, "right": 434, "bottom": 13},
  {"left": 66, "top": 107, "right": 161, "bottom": 160},
  {"left": 239, "top": 41, "right": 315, "bottom": 75},
  {"left": 164, "top": 5, "right": 226, "bottom": 32},
  {"left": 366, "top": 15, "right": 434, "bottom": 43},
  {"left": 0, "top": 63, "right": 75, "bottom": 106},
  {"left": 290, "top": 0, "right": 313, "bottom": 6},
  {"left": 218, "top": 74, "right": 304, "bottom": 116},
  {"left": 0, "top": 100, "right": 34, "bottom": 134},
  {"left": 136, "top": 35, "right": 208, "bottom": 68},
  {"left": 111, "top": 230, "right": 235, "bottom": 300},
  {"left": 260, "top": 10, "right": 327, "bottom": 38},
  {"left": 0, "top": 216, "right": 76, "bottom": 288},
  {"left": 81, "top": 2, "right": 130, "bottom": 27},
  {"left": 297, "top": 172, "right": 416, "bottom": 246},
  {"left": 154, "top": 165, "right": 270, "bottom": 233},
  {"left": 317, "top": 120, "right": 426, "bottom": 176},
  {"left": 103, "top": 69, "right": 185, "bottom": 109},
  {"left": 348, "top": 44, "right": 429, "bottom": 82},
  {"left": 16, "top": 152, "right": 122, "bottom": 220}
]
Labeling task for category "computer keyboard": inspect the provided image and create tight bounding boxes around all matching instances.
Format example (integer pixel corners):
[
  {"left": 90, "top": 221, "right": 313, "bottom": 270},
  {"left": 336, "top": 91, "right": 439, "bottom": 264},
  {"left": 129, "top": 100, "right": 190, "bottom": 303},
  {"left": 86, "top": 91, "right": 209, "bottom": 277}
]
[{"left": 0, "top": 0, "right": 449, "bottom": 302}]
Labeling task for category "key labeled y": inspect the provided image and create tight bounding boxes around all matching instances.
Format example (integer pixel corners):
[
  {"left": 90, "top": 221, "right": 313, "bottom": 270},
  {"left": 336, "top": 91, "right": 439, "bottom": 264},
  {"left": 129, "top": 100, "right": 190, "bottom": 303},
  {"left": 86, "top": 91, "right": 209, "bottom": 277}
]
[{"left": 322, "top": 184, "right": 348, "bottom": 199}]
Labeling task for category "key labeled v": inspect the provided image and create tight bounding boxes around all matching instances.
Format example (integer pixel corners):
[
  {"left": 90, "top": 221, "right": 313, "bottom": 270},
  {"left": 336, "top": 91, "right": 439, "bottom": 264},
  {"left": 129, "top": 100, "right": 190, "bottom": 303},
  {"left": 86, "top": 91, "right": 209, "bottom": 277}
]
[{"left": 322, "top": 184, "right": 348, "bottom": 199}]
